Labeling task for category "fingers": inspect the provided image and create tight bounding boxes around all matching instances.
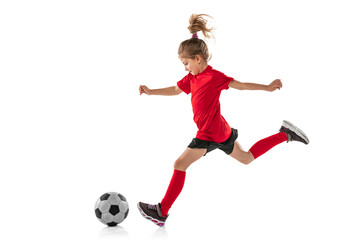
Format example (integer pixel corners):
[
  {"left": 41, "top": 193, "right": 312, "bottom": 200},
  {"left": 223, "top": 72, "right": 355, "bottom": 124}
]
[
  {"left": 139, "top": 85, "right": 148, "bottom": 95},
  {"left": 267, "top": 79, "right": 282, "bottom": 92},
  {"left": 273, "top": 79, "right": 282, "bottom": 90},
  {"left": 274, "top": 79, "right": 282, "bottom": 86},
  {"left": 139, "top": 85, "right": 145, "bottom": 95}
]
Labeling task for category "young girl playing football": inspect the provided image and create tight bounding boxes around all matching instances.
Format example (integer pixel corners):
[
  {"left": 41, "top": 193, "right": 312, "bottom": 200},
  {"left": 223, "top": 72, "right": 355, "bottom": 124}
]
[{"left": 137, "top": 14, "right": 309, "bottom": 227}]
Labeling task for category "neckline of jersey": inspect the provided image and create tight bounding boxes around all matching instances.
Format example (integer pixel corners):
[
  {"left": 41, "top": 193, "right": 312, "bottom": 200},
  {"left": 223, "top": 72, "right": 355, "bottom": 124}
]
[{"left": 194, "top": 65, "right": 212, "bottom": 78}]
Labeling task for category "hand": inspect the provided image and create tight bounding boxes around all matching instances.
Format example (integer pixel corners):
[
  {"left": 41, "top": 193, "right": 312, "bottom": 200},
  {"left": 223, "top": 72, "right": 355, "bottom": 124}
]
[
  {"left": 267, "top": 79, "right": 282, "bottom": 92},
  {"left": 139, "top": 85, "right": 152, "bottom": 95}
]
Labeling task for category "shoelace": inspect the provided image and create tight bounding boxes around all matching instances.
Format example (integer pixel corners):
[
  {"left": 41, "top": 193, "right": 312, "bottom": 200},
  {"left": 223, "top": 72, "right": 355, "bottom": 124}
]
[{"left": 147, "top": 204, "right": 157, "bottom": 211}]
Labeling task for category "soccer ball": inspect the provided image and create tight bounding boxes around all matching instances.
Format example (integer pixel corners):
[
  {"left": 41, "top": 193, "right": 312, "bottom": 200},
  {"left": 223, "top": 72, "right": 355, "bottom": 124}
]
[{"left": 94, "top": 192, "right": 129, "bottom": 226}]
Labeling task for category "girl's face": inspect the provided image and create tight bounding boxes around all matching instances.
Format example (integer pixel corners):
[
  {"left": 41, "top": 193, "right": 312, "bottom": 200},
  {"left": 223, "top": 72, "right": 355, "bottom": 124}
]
[{"left": 179, "top": 56, "right": 203, "bottom": 75}]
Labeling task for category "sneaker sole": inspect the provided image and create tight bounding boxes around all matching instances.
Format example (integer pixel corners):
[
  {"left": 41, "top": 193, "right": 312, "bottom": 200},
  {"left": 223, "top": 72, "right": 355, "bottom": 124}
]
[
  {"left": 283, "top": 120, "right": 310, "bottom": 144},
  {"left": 137, "top": 203, "right": 165, "bottom": 227}
]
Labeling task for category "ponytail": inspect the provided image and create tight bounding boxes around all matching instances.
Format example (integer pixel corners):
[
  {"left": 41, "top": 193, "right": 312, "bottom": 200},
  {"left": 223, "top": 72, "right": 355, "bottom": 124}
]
[
  {"left": 188, "top": 14, "right": 214, "bottom": 39},
  {"left": 178, "top": 14, "right": 214, "bottom": 62}
]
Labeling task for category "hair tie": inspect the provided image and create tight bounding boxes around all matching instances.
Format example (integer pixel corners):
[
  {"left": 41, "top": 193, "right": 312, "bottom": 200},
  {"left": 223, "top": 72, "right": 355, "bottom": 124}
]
[{"left": 192, "top": 33, "right": 198, "bottom": 39}]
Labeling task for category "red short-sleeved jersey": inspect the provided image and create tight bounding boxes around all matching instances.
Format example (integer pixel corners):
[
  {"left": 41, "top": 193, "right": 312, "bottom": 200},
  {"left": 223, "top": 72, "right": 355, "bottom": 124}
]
[{"left": 177, "top": 65, "right": 234, "bottom": 143}]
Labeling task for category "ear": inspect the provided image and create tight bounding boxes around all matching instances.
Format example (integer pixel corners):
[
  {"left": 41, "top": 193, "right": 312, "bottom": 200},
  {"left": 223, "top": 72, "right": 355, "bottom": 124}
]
[{"left": 194, "top": 55, "right": 203, "bottom": 64}]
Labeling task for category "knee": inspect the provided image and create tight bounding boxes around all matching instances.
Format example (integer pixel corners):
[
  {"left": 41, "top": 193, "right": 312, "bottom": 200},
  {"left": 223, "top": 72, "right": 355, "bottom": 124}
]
[
  {"left": 174, "top": 158, "right": 187, "bottom": 171},
  {"left": 241, "top": 152, "right": 255, "bottom": 165},
  {"left": 242, "top": 160, "right": 252, "bottom": 165},
  {"left": 244, "top": 151, "right": 255, "bottom": 165}
]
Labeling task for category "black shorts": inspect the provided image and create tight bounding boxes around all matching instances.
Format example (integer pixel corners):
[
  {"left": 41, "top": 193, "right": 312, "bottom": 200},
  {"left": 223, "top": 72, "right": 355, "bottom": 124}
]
[{"left": 188, "top": 128, "right": 238, "bottom": 156}]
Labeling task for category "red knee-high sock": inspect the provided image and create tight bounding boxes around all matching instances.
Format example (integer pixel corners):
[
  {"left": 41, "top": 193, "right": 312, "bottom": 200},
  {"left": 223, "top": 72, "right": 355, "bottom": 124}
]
[
  {"left": 160, "top": 169, "right": 186, "bottom": 216},
  {"left": 249, "top": 132, "right": 288, "bottom": 159}
]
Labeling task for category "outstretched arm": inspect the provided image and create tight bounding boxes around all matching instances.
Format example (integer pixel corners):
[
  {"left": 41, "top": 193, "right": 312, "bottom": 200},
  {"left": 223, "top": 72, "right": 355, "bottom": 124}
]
[
  {"left": 229, "top": 79, "right": 282, "bottom": 92},
  {"left": 139, "top": 85, "right": 183, "bottom": 96}
]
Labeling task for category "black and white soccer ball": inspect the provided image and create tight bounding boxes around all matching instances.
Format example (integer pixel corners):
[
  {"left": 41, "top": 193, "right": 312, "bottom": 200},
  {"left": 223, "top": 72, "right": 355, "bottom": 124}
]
[{"left": 94, "top": 192, "right": 129, "bottom": 226}]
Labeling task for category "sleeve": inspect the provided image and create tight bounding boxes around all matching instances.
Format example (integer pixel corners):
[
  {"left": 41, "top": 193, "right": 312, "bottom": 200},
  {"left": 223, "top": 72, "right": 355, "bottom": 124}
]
[
  {"left": 216, "top": 71, "right": 234, "bottom": 91},
  {"left": 177, "top": 74, "right": 191, "bottom": 95}
]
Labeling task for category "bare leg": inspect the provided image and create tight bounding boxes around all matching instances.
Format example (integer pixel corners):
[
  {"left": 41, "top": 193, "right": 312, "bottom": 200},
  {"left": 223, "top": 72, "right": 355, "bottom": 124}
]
[
  {"left": 174, "top": 147, "right": 207, "bottom": 171},
  {"left": 229, "top": 141, "right": 255, "bottom": 165}
]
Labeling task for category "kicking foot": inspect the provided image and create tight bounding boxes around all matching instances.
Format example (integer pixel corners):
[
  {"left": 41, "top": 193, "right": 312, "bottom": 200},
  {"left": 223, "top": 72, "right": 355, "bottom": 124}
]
[
  {"left": 137, "top": 202, "right": 168, "bottom": 227},
  {"left": 280, "top": 120, "right": 309, "bottom": 144}
]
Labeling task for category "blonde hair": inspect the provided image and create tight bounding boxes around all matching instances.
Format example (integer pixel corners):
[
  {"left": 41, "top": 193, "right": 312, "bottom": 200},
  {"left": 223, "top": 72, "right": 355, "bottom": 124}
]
[{"left": 178, "top": 14, "right": 214, "bottom": 62}]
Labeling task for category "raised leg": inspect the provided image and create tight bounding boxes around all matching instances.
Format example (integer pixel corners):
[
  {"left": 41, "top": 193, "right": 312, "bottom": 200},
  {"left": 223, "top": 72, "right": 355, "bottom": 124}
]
[{"left": 229, "top": 141, "right": 255, "bottom": 165}]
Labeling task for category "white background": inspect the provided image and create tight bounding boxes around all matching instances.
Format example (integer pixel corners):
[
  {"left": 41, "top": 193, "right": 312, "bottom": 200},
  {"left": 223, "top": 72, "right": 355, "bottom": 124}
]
[{"left": 1, "top": 0, "right": 359, "bottom": 239}]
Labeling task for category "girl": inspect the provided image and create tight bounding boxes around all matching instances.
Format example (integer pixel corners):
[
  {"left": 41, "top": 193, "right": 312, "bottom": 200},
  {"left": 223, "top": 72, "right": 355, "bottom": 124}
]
[{"left": 137, "top": 14, "right": 309, "bottom": 227}]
